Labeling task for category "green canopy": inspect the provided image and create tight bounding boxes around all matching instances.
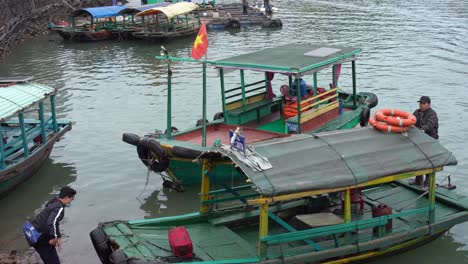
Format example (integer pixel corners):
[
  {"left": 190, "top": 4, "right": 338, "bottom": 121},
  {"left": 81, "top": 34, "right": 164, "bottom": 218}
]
[
  {"left": 218, "top": 128, "right": 457, "bottom": 197},
  {"left": 211, "top": 44, "right": 361, "bottom": 74},
  {"left": 0, "top": 80, "right": 56, "bottom": 122}
]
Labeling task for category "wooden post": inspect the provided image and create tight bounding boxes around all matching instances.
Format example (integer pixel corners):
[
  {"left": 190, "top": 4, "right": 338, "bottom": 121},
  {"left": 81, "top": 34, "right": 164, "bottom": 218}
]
[
  {"left": 50, "top": 95, "right": 58, "bottom": 133},
  {"left": 166, "top": 56, "right": 172, "bottom": 139},
  {"left": 352, "top": 60, "right": 357, "bottom": 109},
  {"left": 296, "top": 77, "right": 301, "bottom": 134},
  {"left": 258, "top": 200, "right": 269, "bottom": 257},
  {"left": 219, "top": 68, "right": 227, "bottom": 122},
  {"left": 202, "top": 61, "right": 207, "bottom": 147},
  {"left": 428, "top": 172, "right": 436, "bottom": 224},
  {"left": 19, "top": 113, "right": 29, "bottom": 158},
  {"left": 200, "top": 159, "right": 211, "bottom": 213},
  {"left": 39, "top": 102, "right": 47, "bottom": 144},
  {"left": 0, "top": 126, "right": 4, "bottom": 169},
  {"left": 240, "top": 70, "right": 246, "bottom": 110}
]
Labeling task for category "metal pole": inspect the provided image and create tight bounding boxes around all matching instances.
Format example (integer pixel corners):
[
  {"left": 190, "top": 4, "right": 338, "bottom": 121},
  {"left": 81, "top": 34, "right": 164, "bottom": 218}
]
[
  {"left": 39, "top": 102, "right": 47, "bottom": 144},
  {"left": 220, "top": 68, "right": 227, "bottom": 122},
  {"left": 166, "top": 54, "right": 172, "bottom": 139},
  {"left": 241, "top": 70, "right": 246, "bottom": 110},
  {"left": 428, "top": 172, "right": 436, "bottom": 224},
  {"left": 352, "top": 60, "right": 357, "bottom": 109},
  {"left": 19, "top": 113, "right": 29, "bottom": 158},
  {"left": 50, "top": 95, "right": 58, "bottom": 133},
  {"left": 202, "top": 61, "right": 207, "bottom": 147},
  {"left": 296, "top": 77, "right": 301, "bottom": 134}
]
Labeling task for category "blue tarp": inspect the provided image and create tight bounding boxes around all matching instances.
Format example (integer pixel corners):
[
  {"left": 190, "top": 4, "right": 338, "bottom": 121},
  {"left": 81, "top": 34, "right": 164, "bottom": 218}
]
[
  {"left": 73, "top": 5, "right": 127, "bottom": 19},
  {"left": 118, "top": 3, "right": 172, "bottom": 15}
]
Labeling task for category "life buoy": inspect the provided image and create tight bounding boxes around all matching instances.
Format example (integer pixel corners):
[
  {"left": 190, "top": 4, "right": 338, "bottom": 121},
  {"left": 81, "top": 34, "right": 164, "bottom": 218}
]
[
  {"left": 375, "top": 109, "right": 416, "bottom": 127},
  {"left": 137, "top": 138, "right": 169, "bottom": 172},
  {"left": 369, "top": 117, "right": 408, "bottom": 133}
]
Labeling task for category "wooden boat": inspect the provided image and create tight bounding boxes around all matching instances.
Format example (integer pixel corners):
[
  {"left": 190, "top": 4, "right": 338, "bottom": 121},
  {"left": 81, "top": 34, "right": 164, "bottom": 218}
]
[
  {"left": 91, "top": 127, "right": 468, "bottom": 263},
  {"left": 123, "top": 44, "right": 378, "bottom": 188},
  {"left": 53, "top": 5, "right": 126, "bottom": 41},
  {"left": 0, "top": 77, "right": 72, "bottom": 197},
  {"left": 130, "top": 2, "right": 201, "bottom": 41}
]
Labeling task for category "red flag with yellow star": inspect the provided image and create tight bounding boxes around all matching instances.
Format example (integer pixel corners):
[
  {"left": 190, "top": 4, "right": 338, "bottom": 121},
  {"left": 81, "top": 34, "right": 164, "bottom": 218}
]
[{"left": 191, "top": 21, "right": 208, "bottom": 60}]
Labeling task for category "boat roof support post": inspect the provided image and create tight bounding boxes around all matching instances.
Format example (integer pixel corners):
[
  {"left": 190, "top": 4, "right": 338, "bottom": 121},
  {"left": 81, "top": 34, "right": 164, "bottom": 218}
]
[
  {"left": 428, "top": 172, "right": 436, "bottom": 224},
  {"left": 39, "top": 102, "right": 47, "bottom": 144},
  {"left": 258, "top": 200, "right": 269, "bottom": 258},
  {"left": 219, "top": 68, "right": 228, "bottom": 122},
  {"left": 344, "top": 189, "right": 351, "bottom": 223},
  {"left": 18, "top": 113, "right": 29, "bottom": 158},
  {"left": 202, "top": 61, "right": 207, "bottom": 147},
  {"left": 200, "top": 158, "right": 212, "bottom": 213},
  {"left": 288, "top": 75, "right": 292, "bottom": 88},
  {"left": 240, "top": 70, "right": 246, "bottom": 110},
  {"left": 352, "top": 60, "right": 357, "bottom": 109},
  {"left": 332, "top": 64, "right": 338, "bottom": 88},
  {"left": 50, "top": 95, "right": 58, "bottom": 133},
  {"left": 295, "top": 77, "right": 301, "bottom": 134},
  {"left": 313, "top": 72, "right": 318, "bottom": 108},
  {"left": 166, "top": 56, "right": 173, "bottom": 139},
  {"left": 0, "top": 126, "right": 4, "bottom": 169}
]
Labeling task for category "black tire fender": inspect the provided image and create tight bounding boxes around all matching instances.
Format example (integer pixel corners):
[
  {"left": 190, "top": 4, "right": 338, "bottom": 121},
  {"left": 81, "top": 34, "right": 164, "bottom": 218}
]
[
  {"left": 136, "top": 138, "right": 169, "bottom": 173},
  {"left": 122, "top": 133, "right": 141, "bottom": 146},
  {"left": 359, "top": 92, "right": 378, "bottom": 109},
  {"left": 228, "top": 19, "right": 240, "bottom": 28},
  {"left": 196, "top": 119, "right": 209, "bottom": 127},
  {"left": 171, "top": 146, "right": 202, "bottom": 159},
  {"left": 271, "top": 19, "right": 281, "bottom": 27},
  {"left": 213, "top": 112, "right": 224, "bottom": 121},
  {"left": 90, "top": 228, "right": 112, "bottom": 264},
  {"left": 110, "top": 251, "right": 127, "bottom": 264},
  {"left": 360, "top": 108, "right": 371, "bottom": 127},
  {"left": 164, "top": 126, "right": 179, "bottom": 134}
]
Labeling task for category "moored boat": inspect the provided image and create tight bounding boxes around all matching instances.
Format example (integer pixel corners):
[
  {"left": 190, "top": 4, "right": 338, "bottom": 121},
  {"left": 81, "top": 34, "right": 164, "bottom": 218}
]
[
  {"left": 53, "top": 5, "right": 126, "bottom": 41},
  {"left": 123, "top": 44, "right": 378, "bottom": 188},
  {"left": 0, "top": 77, "right": 72, "bottom": 197},
  {"left": 91, "top": 127, "right": 467, "bottom": 263}
]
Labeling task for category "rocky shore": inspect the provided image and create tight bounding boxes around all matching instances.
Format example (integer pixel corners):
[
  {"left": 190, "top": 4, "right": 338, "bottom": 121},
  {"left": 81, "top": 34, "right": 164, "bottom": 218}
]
[{"left": 0, "top": 249, "right": 42, "bottom": 264}]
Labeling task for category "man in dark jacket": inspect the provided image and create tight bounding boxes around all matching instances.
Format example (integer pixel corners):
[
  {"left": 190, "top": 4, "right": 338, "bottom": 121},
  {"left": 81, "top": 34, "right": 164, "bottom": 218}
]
[
  {"left": 411, "top": 96, "right": 439, "bottom": 186},
  {"left": 31, "top": 186, "right": 76, "bottom": 264}
]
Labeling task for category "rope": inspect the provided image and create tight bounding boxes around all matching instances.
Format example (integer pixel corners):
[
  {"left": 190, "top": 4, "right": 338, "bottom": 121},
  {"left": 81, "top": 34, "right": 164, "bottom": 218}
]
[{"left": 136, "top": 154, "right": 153, "bottom": 200}]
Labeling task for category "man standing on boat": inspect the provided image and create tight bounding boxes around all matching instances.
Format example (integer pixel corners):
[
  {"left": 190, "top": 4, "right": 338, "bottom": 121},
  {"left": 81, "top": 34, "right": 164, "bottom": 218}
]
[
  {"left": 411, "top": 96, "right": 439, "bottom": 186},
  {"left": 30, "top": 187, "right": 76, "bottom": 264},
  {"left": 243, "top": 0, "right": 249, "bottom": 15}
]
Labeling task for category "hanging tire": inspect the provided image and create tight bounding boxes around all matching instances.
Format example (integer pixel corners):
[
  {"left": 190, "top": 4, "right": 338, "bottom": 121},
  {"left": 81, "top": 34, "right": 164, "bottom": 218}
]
[
  {"left": 213, "top": 112, "right": 224, "bottom": 121},
  {"left": 358, "top": 92, "right": 378, "bottom": 109},
  {"left": 171, "top": 146, "right": 202, "bottom": 159},
  {"left": 90, "top": 228, "right": 112, "bottom": 264},
  {"left": 270, "top": 19, "right": 282, "bottom": 27},
  {"left": 137, "top": 138, "right": 169, "bottom": 173},
  {"left": 196, "top": 119, "right": 209, "bottom": 127},
  {"left": 122, "top": 133, "right": 141, "bottom": 146},
  {"left": 360, "top": 108, "right": 371, "bottom": 127},
  {"left": 164, "top": 126, "right": 179, "bottom": 134},
  {"left": 228, "top": 19, "right": 240, "bottom": 28},
  {"left": 110, "top": 251, "right": 127, "bottom": 264}
]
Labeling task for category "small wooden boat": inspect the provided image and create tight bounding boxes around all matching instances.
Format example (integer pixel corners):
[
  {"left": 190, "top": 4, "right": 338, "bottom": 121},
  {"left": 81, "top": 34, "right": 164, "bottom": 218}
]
[
  {"left": 131, "top": 2, "right": 201, "bottom": 41},
  {"left": 0, "top": 77, "right": 72, "bottom": 197},
  {"left": 91, "top": 127, "right": 468, "bottom": 263},
  {"left": 53, "top": 5, "right": 126, "bottom": 41},
  {"left": 122, "top": 44, "right": 378, "bottom": 188}
]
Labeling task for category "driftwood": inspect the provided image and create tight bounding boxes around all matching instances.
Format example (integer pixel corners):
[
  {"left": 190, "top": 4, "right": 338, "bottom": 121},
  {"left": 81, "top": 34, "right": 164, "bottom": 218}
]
[{"left": 0, "top": 0, "right": 110, "bottom": 58}]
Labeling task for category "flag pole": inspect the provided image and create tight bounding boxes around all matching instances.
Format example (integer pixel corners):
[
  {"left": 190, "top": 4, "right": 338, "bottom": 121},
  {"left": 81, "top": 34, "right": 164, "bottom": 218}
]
[{"left": 202, "top": 55, "right": 207, "bottom": 147}]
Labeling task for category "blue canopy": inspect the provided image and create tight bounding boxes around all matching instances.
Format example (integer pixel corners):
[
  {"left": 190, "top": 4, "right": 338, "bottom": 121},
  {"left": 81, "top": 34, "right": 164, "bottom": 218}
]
[
  {"left": 118, "top": 3, "right": 172, "bottom": 15},
  {"left": 73, "top": 5, "right": 127, "bottom": 19}
]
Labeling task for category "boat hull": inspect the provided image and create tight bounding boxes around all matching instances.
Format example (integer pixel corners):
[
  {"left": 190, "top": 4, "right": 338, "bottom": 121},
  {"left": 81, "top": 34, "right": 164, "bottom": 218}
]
[
  {"left": 54, "top": 28, "right": 114, "bottom": 41},
  {"left": 0, "top": 123, "right": 72, "bottom": 197}
]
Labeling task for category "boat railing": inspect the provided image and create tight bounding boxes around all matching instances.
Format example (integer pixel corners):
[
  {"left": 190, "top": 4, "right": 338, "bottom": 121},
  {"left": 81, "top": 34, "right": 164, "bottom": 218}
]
[{"left": 261, "top": 206, "right": 430, "bottom": 250}]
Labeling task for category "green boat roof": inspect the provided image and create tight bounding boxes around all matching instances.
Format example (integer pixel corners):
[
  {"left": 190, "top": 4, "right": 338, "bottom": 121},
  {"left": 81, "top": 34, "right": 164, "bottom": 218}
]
[
  {"left": 214, "top": 128, "right": 457, "bottom": 197},
  {"left": 211, "top": 44, "right": 361, "bottom": 74},
  {"left": 0, "top": 79, "right": 57, "bottom": 122}
]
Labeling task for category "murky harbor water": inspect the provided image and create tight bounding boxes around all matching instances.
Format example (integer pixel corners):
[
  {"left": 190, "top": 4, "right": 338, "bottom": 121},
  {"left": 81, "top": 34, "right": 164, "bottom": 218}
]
[{"left": 0, "top": 0, "right": 467, "bottom": 263}]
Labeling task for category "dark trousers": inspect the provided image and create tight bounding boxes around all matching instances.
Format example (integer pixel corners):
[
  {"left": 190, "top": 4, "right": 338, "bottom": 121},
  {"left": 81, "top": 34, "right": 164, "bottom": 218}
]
[
  {"left": 243, "top": 6, "right": 248, "bottom": 14},
  {"left": 33, "top": 236, "right": 60, "bottom": 264}
]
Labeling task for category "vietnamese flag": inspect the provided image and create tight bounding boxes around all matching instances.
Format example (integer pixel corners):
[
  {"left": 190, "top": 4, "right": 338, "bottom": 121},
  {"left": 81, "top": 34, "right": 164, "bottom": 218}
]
[{"left": 191, "top": 21, "right": 208, "bottom": 60}]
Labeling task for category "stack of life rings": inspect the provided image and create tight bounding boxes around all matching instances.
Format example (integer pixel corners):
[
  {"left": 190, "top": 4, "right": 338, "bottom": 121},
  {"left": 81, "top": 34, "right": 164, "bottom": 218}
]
[{"left": 369, "top": 108, "right": 417, "bottom": 133}]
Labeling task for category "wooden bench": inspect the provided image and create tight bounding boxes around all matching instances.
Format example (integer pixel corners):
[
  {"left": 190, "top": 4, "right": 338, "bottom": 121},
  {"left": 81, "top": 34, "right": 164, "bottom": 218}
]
[{"left": 224, "top": 80, "right": 283, "bottom": 125}]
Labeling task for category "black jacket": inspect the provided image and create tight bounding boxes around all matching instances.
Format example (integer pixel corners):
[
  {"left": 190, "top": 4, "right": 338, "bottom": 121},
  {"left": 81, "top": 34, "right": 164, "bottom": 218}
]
[
  {"left": 413, "top": 107, "right": 439, "bottom": 139},
  {"left": 32, "top": 198, "right": 65, "bottom": 239}
]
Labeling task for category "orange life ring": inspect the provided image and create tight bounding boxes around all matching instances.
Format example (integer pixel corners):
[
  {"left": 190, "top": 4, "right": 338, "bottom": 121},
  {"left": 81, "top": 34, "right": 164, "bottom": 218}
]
[
  {"left": 375, "top": 109, "right": 416, "bottom": 127},
  {"left": 369, "top": 117, "right": 409, "bottom": 133}
]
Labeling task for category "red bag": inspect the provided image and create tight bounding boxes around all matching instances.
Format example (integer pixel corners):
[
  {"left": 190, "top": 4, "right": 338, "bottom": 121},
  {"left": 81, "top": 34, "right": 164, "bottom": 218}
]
[{"left": 168, "top": 226, "right": 193, "bottom": 258}]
